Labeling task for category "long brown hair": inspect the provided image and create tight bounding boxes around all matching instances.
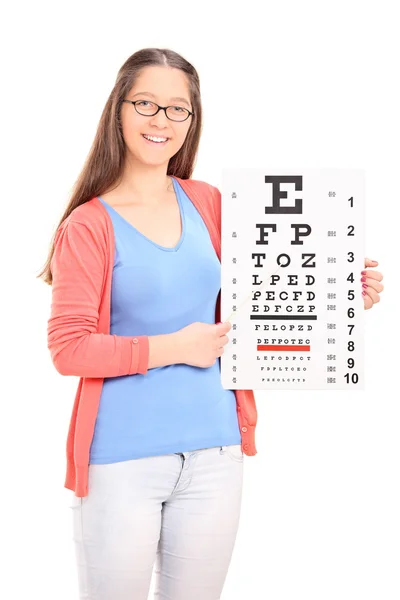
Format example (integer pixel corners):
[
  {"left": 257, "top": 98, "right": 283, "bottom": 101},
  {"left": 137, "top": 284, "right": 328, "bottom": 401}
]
[{"left": 37, "top": 48, "right": 203, "bottom": 285}]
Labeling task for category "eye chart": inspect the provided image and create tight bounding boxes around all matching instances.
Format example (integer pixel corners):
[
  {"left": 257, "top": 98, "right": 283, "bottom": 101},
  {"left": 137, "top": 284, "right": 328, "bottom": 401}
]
[{"left": 220, "top": 168, "right": 365, "bottom": 390}]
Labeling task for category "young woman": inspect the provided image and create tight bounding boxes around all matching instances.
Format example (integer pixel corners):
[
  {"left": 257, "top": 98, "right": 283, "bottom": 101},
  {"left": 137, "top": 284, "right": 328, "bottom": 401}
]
[{"left": 38, "top": 48, "right": 384, "bottom": 600}]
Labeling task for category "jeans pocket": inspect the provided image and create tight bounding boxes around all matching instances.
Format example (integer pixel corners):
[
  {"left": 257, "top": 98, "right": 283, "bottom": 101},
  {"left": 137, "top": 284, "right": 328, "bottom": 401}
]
[
  {"left": 68, "top": 492, "right": 83, "bottom": 509},
  {"left": 223, "top": 444, "right": 244, "bottom": 463}
]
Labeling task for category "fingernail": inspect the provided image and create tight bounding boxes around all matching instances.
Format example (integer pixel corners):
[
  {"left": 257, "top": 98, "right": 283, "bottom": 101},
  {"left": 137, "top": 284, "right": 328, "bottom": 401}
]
[
  {"left": 362, "top": 283, "right": 368, "bottom": 288},
  {"left": 362, "top": 290, "right": 366, "bottom": 295},
  {"left": 361, "top": 276, "right": 366, "bottom": 282},
  {"left": 361, "top": 270, "right": 366, "bottom": 275}
]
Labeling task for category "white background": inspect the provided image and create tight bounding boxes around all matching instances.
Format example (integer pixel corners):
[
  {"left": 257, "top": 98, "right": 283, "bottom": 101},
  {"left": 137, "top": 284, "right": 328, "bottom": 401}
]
[{"left": 1, "top": 1, "right": 399, "bottom": 598}]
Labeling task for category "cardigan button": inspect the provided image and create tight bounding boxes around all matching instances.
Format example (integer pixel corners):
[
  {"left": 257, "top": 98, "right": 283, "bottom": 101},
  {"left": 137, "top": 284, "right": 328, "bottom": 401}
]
[
  {"left": 132, "top": 338, "right": 138, "bottom": 344},
  {"left": 241, "top": 426, "right": 247, "bottom": 433},
  {"left": 243, "top": 444, "right": 249, "bottom": 451}
]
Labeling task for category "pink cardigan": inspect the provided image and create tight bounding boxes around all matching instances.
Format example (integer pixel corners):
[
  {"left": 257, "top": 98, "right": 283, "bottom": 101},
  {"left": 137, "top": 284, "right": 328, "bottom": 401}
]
[{"left": 47, "top": 175, "right": 258, "bottom": 497}]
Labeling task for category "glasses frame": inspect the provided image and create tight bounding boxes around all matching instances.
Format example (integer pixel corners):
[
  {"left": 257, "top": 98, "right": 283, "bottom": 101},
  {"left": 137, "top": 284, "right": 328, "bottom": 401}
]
[{"left": 122, "top": 99, "right": 194, "bottom": 122}]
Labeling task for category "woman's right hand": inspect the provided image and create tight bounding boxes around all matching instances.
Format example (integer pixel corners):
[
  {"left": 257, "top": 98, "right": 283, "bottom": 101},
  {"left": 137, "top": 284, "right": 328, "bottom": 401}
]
[{"left": 174, "top": 321, "right": 232, "bottom": 368}]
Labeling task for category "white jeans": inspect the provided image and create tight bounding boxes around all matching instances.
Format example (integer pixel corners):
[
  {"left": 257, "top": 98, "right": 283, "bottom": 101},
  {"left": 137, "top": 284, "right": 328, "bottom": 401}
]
[{"left": 69, "top": 444, "right": 244, "bottom": 599}]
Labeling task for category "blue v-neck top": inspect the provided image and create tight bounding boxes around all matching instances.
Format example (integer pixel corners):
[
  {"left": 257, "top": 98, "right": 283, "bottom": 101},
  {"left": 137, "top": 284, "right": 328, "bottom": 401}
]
[{"left": 89, "top": 177, "right": 241, "bottom": 463}]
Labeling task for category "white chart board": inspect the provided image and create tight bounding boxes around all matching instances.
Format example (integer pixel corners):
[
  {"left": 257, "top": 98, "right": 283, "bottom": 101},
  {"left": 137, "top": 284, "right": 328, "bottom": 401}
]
[{"left": 220, "top": 168, "right": 365, "bottom": 390}]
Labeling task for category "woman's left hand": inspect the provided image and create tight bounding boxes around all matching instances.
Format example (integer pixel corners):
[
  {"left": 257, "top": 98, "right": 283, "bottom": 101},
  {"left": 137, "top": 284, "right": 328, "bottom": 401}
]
[{"left": 361, "top": 258, "right": 384, "bottom": 310}]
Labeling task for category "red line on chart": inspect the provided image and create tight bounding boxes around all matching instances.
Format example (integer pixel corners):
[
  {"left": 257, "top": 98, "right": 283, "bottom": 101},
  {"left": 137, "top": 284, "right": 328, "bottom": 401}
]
[{"left": 257, "top": 345, "right": 311, "bottom": 352}]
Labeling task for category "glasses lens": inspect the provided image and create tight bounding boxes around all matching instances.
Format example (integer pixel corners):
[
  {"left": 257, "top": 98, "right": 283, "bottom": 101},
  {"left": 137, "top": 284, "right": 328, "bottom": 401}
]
[
  {"left": 166, "top": 106, "right": 190, "bottom": 121},
  {"left": 135, "top": 101, "right": 158, "bottom": 115}
]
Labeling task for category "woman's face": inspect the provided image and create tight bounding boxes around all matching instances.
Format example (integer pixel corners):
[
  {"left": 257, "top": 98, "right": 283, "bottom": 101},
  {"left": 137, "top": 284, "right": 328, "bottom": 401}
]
[{"left": 120, "top": 65, "right": 193, "bottom": 168}]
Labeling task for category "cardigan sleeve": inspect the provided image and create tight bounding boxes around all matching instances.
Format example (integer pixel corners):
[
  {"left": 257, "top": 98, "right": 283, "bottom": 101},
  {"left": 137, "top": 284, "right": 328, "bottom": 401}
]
[
  {"left": 210, "top": 184, "right": 222, "bottom": 324},
  {"left": 211, "top": 184, "right": 221, "bottom": 238},
  {"left": 47, "top": 219, "right": 149, "bottom": 378}
]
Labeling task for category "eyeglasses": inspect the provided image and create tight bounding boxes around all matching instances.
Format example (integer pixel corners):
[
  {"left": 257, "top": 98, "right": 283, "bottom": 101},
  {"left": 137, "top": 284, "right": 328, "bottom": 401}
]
[{"left": 122, "top": 99, "right": 194, "bottom": 122}]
